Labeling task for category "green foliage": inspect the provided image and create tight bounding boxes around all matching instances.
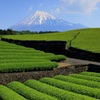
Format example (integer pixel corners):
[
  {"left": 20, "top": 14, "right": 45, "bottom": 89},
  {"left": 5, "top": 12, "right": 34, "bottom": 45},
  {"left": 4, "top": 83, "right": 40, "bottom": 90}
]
[
  {"left": 80, "top": 72, "right": 100, "bottom": 78},
  {"left": 0, "top": 59, "right": 51, "bottom": 63},
  {"left": 45, "top": 55, "right": 66, "bottom": 61},
  {"left": 0, "top": 55, "right": 66, "bottom": 61},
  {"left": 54, "top": 75, "right": 100, "bottom": 89},
  {"left": 0, "top": 41, "right": 66, "bottom": 72},
  {"left": 7, "top": 81, "right": 58, "bottom": 100},
  {"left": 24, "top": 79, "right": 96, "bottom": 100},
  {"left": 0, "top": 85, "right": 26, "bottom": 100},
  {"left": 0, "top": 62, "right": 58, "bottom": 72},
  {"left": 40, "top": 77, "right": 100, "bottom": 99},
  {"left": 1, "top": 72, "right": 100, "bottom": 100},
  {"left": 71, "top": 28, "right": 100, "bottom": 53},
  {"left": 69, "top": 74, "right": 100, "bottom": 82},
  {"left": 3, "top": 28, "right": 100, "bottom": 53},
  {"left": 3, "top": 30, "right": 75, "bottom": 41},
  {"left": 0, "top": 29, "right": 15, "bottom": 35}
]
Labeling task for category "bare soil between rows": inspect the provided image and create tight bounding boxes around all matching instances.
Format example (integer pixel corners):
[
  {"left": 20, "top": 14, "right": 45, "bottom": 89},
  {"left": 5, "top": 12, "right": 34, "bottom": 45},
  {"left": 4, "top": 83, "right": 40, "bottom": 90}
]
[
  {"left": 0, "top": 62, "right": 87, "bottom": 85},
  {"left": 1, "top": 57, "right": 100, "bottom": 85}
]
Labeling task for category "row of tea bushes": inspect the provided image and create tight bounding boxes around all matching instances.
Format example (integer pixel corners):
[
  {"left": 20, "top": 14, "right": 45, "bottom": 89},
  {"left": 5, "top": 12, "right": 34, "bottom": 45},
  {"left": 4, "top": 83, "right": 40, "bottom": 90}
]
[
  {"left": 54, "top": 75, "right": 100, "bottom": 89},
  {"left": 0, "top": 41, "right": 66, "bottom": 72},
  {"left": 40, "top": 78, "right": 100, "bottom": 98},
  {"left": 0, "top": 72, "right": 99, "bottom": 100},
  {"left": 24, "top": 80, "right": 96, "bottom": 100},
  {"left": 0, "top": 85, "right": 27, "bottom": 100},
  {"left": 7, "top": 81, "right": 58, "bottom": 100},
  {"left": 0, "top": 62, "right": 58, "bottom": 72},
  {"left": 69, "top": 74, "right": 100, "bottom": 82},
  {"left": 80, "top": 72, "right": 100, "bottom": 77}
]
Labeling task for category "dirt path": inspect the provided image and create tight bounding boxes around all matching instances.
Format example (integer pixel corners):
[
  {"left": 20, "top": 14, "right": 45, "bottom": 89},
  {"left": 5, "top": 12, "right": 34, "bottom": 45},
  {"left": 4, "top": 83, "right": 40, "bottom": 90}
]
[{"left": 58, "top": 57, "right": 100, "bottom": 68}]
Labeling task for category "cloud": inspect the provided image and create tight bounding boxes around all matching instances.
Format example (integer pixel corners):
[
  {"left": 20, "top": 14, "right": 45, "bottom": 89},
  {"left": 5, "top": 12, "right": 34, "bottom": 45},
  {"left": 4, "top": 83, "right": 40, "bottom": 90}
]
[{"left": 55, "top": 0, "right": 100, "bottom": 14}]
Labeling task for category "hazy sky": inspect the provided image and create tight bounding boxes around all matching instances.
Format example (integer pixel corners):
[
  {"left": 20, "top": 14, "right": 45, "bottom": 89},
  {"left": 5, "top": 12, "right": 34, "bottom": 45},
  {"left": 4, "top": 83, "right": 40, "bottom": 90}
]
[{"left": 0, "top": 0, "right": 100, "bottom": 29}]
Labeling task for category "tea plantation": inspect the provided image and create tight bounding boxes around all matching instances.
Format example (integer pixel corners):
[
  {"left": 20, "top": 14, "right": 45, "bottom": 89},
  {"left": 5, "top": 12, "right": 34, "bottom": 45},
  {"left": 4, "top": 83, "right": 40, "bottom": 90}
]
[
  {"left": 3, "top": 28, "right": 100, "bottom": 53},
  {"left": 0, "top": 41, "right": 66, "bottom": 72},
  {"left": 0, "top": 72, "right": 100, "bottom": 100},
  {"left": 0, "top": 28, "right": 100, "bottom": 100}
]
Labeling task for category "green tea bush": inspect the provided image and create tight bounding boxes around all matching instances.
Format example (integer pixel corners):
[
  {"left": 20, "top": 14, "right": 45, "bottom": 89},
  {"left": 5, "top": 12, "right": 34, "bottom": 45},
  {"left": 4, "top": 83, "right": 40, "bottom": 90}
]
[
  {"left": 0, "top": 41, "right": 66, "bottom": 72},
  {"left": 55, "top": 75, "right": 100, "bottom": 89},
  {"left": 69, "top": 74, "right": 100, "bottom": 82},
  {"left": 25, "top": 79, "right": 96, "bottom": 100},
  {"left": 0, "top": 62, "right": 58, "bottom": 72},
  {"left": 40, "top": 77, "right": 100, "bottom": 99},
  {"left": 7, "top": 81, "right": 58, "bottom": 100},
  {"left": 80, "top": 72, "right": 100, "bottom": 78},
  {"left": 0, "top": 85, "right": 26, "bottom": 100}
]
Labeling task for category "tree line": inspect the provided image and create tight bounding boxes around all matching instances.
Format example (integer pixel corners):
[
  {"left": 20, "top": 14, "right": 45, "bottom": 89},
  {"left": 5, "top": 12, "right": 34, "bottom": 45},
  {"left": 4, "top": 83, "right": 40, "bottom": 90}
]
[{"left": 0, "top": 29, "right": 59, "bottom": 35}]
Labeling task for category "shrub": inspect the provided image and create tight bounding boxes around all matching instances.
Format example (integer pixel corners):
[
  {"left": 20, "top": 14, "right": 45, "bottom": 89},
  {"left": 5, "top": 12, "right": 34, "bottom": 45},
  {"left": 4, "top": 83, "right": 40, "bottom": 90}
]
[
  {"left": 54, "top": 75, "right": 100, "bottom": 89},
  {"left": 80, "top": 72, "right": 100, "bottom": 78},
  {"left": 7, "top": 81, "right": 58, "bottom": 100},
  {"left": 40, "top": 77, "right": 100, "bottom": 99},
  {"left": 69, "top": 74, "right": 100, "bottom": 82},
  {"left": 25, "top": 79, "right": 96, "bottom": 100},
  {"left": 0, "top": 85, "right": 26, "bottom": 100}
]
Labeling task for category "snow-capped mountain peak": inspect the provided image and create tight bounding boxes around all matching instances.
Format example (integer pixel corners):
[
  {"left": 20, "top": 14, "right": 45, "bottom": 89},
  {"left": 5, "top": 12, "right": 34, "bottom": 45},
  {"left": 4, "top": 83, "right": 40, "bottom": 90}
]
[
  {"left": 34, "top": 11, "right": 56, "bottom": 20},
  {"left": 19, "top": 11, "right": 56, "bottom": 25},
  {"left": 10, "top": 11, "right": 87, "bottom": 32}
]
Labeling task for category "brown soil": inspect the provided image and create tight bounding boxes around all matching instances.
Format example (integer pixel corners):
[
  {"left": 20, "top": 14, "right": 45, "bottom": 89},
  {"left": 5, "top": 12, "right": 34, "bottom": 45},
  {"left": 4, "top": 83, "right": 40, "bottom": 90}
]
[
  {"left": 58, "top": 57, "right": 100, "bottom": 68},
  {"left": 58, "top": 62, "right": 71, "bottom": 68},
  {"left": 0, "top": 64, "right": 87, "bottom": 85},
  {"left": 1, "top": 57, "right": 100, "bottom": 85}
]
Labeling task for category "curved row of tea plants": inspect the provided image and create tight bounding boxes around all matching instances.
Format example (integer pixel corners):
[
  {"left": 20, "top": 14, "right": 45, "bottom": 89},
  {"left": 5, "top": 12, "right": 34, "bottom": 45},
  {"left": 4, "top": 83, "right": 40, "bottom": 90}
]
[
  {"left": 40, "top": 77, "right": 100, "bottom": 99},
  {"left": 7, "top": 81, "right": 58, "bottom": 100},
  {"left": 0, "top": 62, "right": 58, "bottom": 72},
  {"left": 0, "top": 85, "right": 26, "bottom": 100},
  {"left": 39, "top": 72, "right": 100, "bottom": 99},
  {"left": 8, "top": 80, "right": 96, "bottom": 100},
  {"left": 0, "top": 72, "right": 99, "bottom": 100},
  {"left": 80, "top": 72, "right": 100, "bottom": 77},
  {"left": 54, "top": 75, "right": 100, "bottom": 89},
  {"left": 69, "top": 73, "right": 100, "bottom": 82},
  {"left": 0, "top": 41, "right": 66, "bottom": 72}
]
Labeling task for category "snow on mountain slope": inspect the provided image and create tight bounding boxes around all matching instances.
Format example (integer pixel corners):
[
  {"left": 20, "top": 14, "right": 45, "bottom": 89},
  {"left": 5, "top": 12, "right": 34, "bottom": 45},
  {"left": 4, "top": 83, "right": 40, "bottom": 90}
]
[
  {"left": 19, "top": 11, "right": 56, "bottom": 25},
  {"left": 10, "top": 11, "right": 87, "bottom": 32}
]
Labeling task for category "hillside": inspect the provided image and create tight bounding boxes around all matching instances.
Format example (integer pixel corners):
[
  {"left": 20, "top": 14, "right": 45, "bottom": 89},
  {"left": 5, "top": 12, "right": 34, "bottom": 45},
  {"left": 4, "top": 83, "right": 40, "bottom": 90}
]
[{"left": 3, "top": 28, "right": 100, "bottom": 53}]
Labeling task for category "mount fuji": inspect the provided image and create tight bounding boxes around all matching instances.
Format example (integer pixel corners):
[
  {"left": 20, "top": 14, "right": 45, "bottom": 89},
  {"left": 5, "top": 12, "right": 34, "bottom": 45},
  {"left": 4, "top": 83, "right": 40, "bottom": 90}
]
[{"left": 10, "top": 11, "right": 87, "bottom": 32}]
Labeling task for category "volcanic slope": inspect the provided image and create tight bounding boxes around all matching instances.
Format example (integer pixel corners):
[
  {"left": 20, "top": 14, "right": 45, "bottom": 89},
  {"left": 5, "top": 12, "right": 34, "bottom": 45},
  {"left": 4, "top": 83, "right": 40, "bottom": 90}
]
[{"left": 10, "top": 11, "right": 86, "bottom": 31}]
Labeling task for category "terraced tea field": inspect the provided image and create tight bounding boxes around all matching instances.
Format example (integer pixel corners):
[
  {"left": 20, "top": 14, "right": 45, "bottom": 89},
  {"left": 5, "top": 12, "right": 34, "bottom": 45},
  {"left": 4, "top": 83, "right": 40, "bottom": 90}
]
[
  {"left": 0, "top": 72, "right": 100, "bottom": 100},
  {"left": 1, "top": 28, "right": 100, "bottom": 99},
  {"left": 3, "top": 28, "right": 100, "bottom": 53},
  {"left": 0, "top": 41, "right": 66, "bottom": 72}
]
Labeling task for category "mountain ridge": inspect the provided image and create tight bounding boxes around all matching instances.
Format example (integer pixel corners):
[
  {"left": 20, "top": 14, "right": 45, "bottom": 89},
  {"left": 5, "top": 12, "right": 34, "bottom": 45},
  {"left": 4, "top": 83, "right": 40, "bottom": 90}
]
[{"left": 10, "top": 11, "right": 87, "bottom": 32}]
